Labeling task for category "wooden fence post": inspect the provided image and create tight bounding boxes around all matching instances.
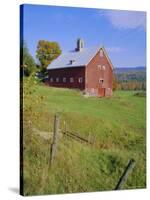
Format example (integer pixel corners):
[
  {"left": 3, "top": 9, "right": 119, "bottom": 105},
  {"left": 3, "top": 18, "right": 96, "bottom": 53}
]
[
  {"left": 115, "top": 159, "right": 136, "bottom": 190},
  {"left": 50, "top": 113, "right": 60, "bottom": 167}
]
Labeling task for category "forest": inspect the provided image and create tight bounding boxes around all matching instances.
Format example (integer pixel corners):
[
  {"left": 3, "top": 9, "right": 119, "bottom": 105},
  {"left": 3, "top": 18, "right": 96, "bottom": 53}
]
[{"left": 114, "top": 67, "right": 146, "bottom": 91}]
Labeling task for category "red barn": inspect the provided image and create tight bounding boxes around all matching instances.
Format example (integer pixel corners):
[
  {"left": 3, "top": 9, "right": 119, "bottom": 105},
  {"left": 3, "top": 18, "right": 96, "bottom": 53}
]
[{"left": 47, "top": 39, "right": 114, "bottom": 97}]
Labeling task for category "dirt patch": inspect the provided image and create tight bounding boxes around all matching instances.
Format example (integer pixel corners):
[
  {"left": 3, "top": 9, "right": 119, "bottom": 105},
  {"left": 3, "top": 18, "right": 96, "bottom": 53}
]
[{"left": 32, "top": 127, "right": 53, "bottom": 140}]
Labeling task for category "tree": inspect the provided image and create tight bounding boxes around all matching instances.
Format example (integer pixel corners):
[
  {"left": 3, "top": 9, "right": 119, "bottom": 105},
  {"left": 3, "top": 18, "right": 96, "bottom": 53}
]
[
  {"left": 36, "top": 40, "right": 61, "bottom": 73},
  {"left": 112, "top": 74, "right": 118, "bottom": 91},
  {"left": 20, "top": 41, "right": 36, "bottom": 76}
]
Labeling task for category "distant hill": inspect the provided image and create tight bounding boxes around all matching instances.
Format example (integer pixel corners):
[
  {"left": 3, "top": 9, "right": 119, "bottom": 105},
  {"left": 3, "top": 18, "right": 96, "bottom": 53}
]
[
  {"left": 114, "top": 66, "right": 146, "bottom": 82},
  {"left": 114, "top": 66, "right": 146, "bottom": 73}
]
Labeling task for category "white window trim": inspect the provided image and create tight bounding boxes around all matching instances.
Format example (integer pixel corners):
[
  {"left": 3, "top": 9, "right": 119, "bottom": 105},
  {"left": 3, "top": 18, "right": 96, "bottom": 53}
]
[
  {"left": 98, "top": 65, "right": 102, "bottom": 70},
  {"left": 56, "top": 77, "right": 59, "bottom": 82},
  {"left": 50, "top": 78, "right": 53, "bottom": 82},
  {"left": 99, "top": 79, "right": 104, "bottom": 84},
  {"left": 78, "top": 77, "right": 83, "bottom": 83},
  {"left": 98, "top": 65, "right": 106, "bottom": 70},
  {"left": 63, "top": 77, "right": 66, "bottom": 83},
  {"left": 102, "top": 65, "right": 106, "bottom": 70},
  {"left": 70, "top": 77, "right": 74, "bottom": 83}
]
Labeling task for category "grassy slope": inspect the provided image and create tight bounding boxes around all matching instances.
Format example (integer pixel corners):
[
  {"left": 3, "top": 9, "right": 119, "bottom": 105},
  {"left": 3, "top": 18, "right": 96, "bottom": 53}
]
[{"left": 23, "top": 85, "right": 146, "bottom": 195}]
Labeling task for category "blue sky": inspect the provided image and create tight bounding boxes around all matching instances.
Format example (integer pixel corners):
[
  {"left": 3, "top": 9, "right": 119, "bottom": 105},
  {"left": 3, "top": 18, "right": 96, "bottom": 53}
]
[{"left": 22, "top": 4, "right": 146, "bottom": 68}]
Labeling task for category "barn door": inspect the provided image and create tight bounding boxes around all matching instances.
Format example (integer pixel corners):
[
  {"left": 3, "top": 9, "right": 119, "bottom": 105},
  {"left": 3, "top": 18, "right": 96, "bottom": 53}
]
[{"left": 98, "top": 88, "right": 105, "bottom": 97}]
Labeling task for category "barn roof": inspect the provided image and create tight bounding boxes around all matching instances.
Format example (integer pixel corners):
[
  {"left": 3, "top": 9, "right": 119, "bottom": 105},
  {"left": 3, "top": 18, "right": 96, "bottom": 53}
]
[{"left": 47, "top": 46, "right": 100, "bottom": 70}]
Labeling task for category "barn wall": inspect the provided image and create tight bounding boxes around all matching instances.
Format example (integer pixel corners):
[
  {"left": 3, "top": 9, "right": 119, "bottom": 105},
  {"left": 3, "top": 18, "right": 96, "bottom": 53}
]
[
  {"left": 47, "top": 67, "right": 85, "bottom": 90},
  {"left": 85, "top": 49, "right": 113, "bottom": 97}
]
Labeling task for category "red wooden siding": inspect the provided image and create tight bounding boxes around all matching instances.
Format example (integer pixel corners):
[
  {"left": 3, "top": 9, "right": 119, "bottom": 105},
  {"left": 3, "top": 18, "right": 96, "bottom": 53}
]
[
  {"left": 85, "top": 49, "right": 113, "bottom": 97},
  {"left": 47, "top": 48, "right": 113, "bottom": 97},
  {"left": 47, "top": 67, "right": 85, "bottom": 90}
]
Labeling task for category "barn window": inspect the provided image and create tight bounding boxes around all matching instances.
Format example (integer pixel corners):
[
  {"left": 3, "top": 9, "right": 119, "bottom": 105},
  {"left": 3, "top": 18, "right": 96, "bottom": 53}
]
[
  {"left": 50, "top": 78, "right": 53, "bottom": 82},
  {"left": 70, "top": 77, "right": 74, "bottom": 83},
  {"left": 98, "top": 65, "right": 102, "bottom": 70},
  {"left": 56, "top": 77, "right": 59, "bottom": 82},
  {"left": 100, "top": 49, "right": 103, "bottom": 57},
  {"left": 98, "top": 65, "right": 105, "bottom": 70},
  {"left": 78, "top": 77, "right": 83, "bottom": 83},
  {"left": 99, "top": 79, "right": 104, "bottom": 84},
  {"left": 63, "top": 77, "right": 66, "bottom": 83},
  {"left": 102, "top": 65, "right": 106, "bottom": 70}
]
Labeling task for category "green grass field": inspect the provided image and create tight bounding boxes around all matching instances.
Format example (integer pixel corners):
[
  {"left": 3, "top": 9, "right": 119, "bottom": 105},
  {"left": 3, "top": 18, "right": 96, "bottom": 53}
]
[{"left": 23, "top": 84, "right": 146, "bottom": 196}]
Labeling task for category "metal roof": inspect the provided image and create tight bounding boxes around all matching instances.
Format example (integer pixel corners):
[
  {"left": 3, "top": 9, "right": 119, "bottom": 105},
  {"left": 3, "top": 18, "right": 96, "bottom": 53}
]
[{"left": 47, "top": 46, "right": 100, "bottom": 70}]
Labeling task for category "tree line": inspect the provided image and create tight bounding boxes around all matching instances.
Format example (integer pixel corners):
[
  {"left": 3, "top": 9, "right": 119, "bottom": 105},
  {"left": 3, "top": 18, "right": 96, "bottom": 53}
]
[{"left": 113, "top": 75, "right": 146, "bottom": 91}]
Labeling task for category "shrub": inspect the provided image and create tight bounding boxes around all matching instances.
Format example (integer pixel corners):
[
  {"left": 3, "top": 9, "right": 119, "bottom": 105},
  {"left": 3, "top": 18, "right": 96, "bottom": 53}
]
[{"left": 22, "top": 74, "right": 44, "bottom": 129}]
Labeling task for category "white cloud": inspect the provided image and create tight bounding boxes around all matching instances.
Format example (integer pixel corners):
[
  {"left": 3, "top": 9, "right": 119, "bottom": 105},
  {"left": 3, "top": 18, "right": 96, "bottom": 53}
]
[
  {"left": 106, "top": 47, "right": 125, "bottom": 53},
  {"left": 100, "top": 10, "right": 146, "bottom": 30}
]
